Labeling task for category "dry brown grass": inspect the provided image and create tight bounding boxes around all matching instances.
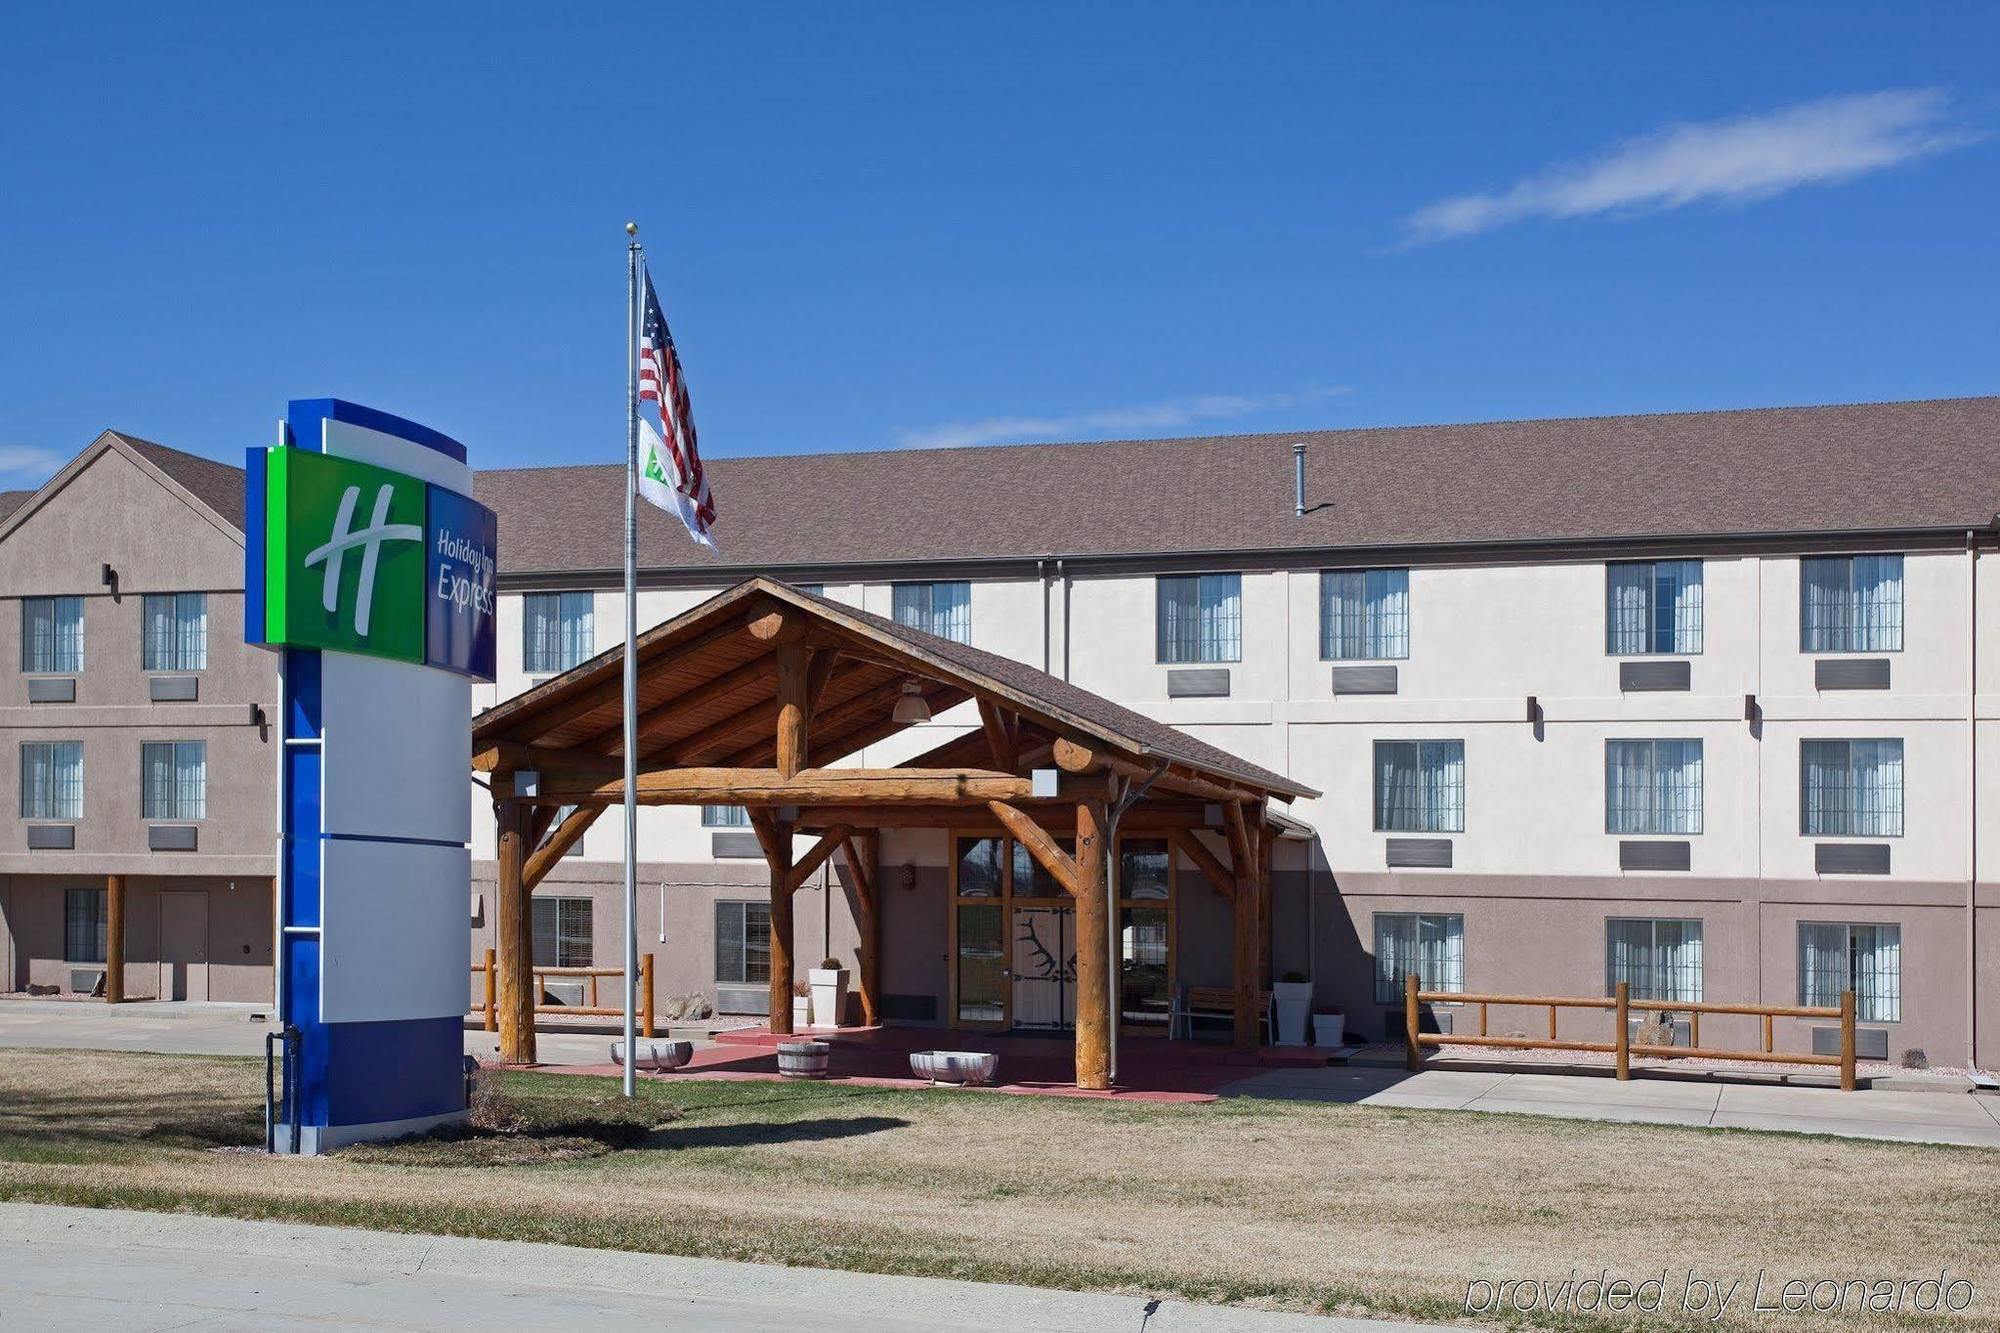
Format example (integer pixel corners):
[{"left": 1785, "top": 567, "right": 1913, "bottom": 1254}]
[{"left": 2, "top": 1048, "right": 1997, "bottom": 1329}]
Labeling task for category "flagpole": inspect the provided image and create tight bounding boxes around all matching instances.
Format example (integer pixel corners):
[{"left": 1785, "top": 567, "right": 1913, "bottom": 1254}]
[{"left": 621, "top": 222, "right": 641, "bottom": 1099}]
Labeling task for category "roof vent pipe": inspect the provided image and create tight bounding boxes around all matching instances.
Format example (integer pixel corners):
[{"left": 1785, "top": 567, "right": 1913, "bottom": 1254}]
[{"left": 1292, "top": 442, "right": 1306, "bottom": 517}]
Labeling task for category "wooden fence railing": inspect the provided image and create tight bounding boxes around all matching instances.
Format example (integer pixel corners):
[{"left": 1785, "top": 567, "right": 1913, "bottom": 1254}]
[
  {"left": 1402, "top": 973, "right": 1856, "bottom": 1090},
  {"left": 472, "top": 949, "right": 654, "bottom": 1038}
]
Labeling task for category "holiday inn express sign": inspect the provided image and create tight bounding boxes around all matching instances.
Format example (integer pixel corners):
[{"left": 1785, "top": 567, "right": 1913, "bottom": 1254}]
[{"left": 247, "top": 399, "right": 496, "bottom": 1154}]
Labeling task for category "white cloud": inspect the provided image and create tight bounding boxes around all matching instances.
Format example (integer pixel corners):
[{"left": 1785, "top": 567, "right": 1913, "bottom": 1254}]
[
  {"left": 0, "top": 445, "right": 63, "bottom": 482},
  {"left": 1401, "top": 89, "right": 1978, "bottom": 246},
  {"left": 896, "top": 386, "right": 1348, "bottom": 450}
]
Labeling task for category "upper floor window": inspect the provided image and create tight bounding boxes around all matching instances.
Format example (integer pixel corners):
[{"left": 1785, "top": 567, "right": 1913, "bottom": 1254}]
[
  {"left": 1320, "top": 568, "right": 1408, "bottom": 661},
  {"left": 531, "top": 896, "right": 593, "bottom": 968},
  {"left": 715, "top": 900, "right": 772, "bottom": 985},
  {"left": 1605, "top": 739, "right": 1703, "bottom": 835},
  {"left": 1607, "top": 560, "right": 1702, "bottom": 655},
  {"left": 701, "top": 804, "right": 749, "bottom": 828},
  {"left": 142, "top": 741, "right": 206, "bottom": 820},
  {"left": 1801, "top": 739, "right": 1903, "bottom": 838},
  {"left": 142, "top": 593, "right": 208, "bottom": 671},
  {"left": 65, "top": 887, "right": 106, "bottom": 964},
  {"left": 892, "top": 581, "right": 970, "bottom": 644},
  {"left": 20, "top": 741, "right": 82, "bottom": 820},
  {"left": 1373, "top": 740, "right": 1464, "bottom": 833},
  {"left": 1156, "top": 574, "right": 1241, "bottom": 664},
  {"left": 22, "top": 596, "right": 83, "bottom": 673},
  {"left": 1607, "top": 918, "right": 1703, "bottom": 1003},
  {"left": 522, "top": 592, "right": 595, "bottom": 674},
  {"left": 1801, "top": 555, "right": 1902, "bottom": 653},
  {"left": 1799, "top": 922, "right": 1900, "bottom": 1022},
  {"left": 1374, "top": 912, "right": 1463, "bottom": 1004}
]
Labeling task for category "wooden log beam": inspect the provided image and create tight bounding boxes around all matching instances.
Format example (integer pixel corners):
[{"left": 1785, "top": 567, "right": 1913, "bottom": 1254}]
[
  {"left": 494, "top": 776, "right": 537, "bottom": 1064},
  {"left": 715, "top": 664, "right": 889, "bottom": 768},
  {"left": 535, "top": 766, "right": 1044, "bottom": 807},
  {"left": 1224, "top": 800, "right": 1257, "bottom": 881},
  {"left": 977, "top": 699, "right": 1017, "bottom": 772},
  {"left": 783, "top": 825, "right": 851, "bottom": 894},
  {"left": 104, "top": 874, "right": 125, "bottom": 1004},
  {"left": 806, "top": 648, "right": 843, "bottom": 714},
  {"left": 472, "top": 741, "right": 624, "bottom": 780},
  {"left": 1167, "top": 829, "right": 1235, "bottom": 900},
  {"left": 1072, "top": 799, "right": 1111, "bottom": 1090},
  {"left": 747, "top": 608, "right": 805, "bottom": 644},
  {"left": 843, "top": 831, "right": 881, "bottom": 1027},
  {"left": 789, "top": 800, "right": 1214, "bottom": 831},
  {"left": 523, "top": 803, "right": 605, "bottom": 889},
  {"left": 985, "top": 800, "right": 1082, "bottom": 897},
  {"left": 774, "top": 641, "right": 809, "bottom": 779}
]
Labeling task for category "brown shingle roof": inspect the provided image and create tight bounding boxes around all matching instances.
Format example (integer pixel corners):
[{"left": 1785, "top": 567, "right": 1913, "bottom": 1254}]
[
  {"left": 116, "top": 434, "right": 247, "bottom": 531},
  {"left": 476, "top": 396, "right": 2000, "bottom": 574}
]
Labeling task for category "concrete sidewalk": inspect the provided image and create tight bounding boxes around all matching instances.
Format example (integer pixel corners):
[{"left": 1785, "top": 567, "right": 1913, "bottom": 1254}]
[
  {"left": 1222, "top": 1064, "right": 2000, "bottom": 1148},
  {"left": 0, "top": 1203, "right": 1421, "bottom": 1332}
]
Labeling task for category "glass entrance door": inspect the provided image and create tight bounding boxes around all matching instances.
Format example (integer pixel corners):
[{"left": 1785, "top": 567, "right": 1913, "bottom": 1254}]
[{"left": 1011, "top": 904, "right": 1075, "bottom": 1030}]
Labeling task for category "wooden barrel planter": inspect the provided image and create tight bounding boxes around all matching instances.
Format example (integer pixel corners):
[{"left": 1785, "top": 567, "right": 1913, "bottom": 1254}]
[{"left": 776, "top": 1040, "right": 830, "bottom": 1079}]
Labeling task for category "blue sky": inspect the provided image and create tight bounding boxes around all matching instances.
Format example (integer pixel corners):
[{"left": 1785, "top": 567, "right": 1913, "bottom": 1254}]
[{"left": 1, "top": 4, "right": 1994, "bottom": 483}]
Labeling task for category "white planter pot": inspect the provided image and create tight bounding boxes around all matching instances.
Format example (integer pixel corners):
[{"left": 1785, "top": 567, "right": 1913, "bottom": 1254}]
[
  {"left": 808, "top": 968, "right": 848, "bottom": 1029},
  {"left": 791, "top": 996, "right": 812, "bottom": 1029},
  {"left": 1271, "top": 981, "right": 1314, "bottom": 1046},
  {"left": 1313, "top": 1013, "right": 1347, "bottom": 1047}
]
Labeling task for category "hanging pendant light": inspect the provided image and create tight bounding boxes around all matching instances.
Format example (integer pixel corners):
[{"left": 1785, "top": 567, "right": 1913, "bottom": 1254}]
[{"left": 892, "top": 680, "right": 932, "bottom": 724}]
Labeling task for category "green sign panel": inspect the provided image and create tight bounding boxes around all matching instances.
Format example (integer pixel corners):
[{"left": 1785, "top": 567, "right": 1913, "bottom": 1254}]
[{"left": 263, "top": 447, "right": 429, "bottom": 664}]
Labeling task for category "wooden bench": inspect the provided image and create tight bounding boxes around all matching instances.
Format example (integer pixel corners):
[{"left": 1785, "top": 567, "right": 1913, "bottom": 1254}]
[{"left": 1168, "top": 985, "right": 1271, "bottom": 1042}]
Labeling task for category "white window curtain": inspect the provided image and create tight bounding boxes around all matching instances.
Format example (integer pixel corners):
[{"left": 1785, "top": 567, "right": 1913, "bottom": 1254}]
[
  {"left": 1606, "top": 561, "right": 1702, "bottom": 654},
  {"left": 21, "top": 741, "right": 83, "bottom": 820},
  {"left": 1374, "top": 913, "right": 1464, "bottom": 1003},
  {"left": 522, "top": 592, "right": 595, "bottom": 674},
  {"left": 142, "top": 593, "right": 207, "bottom": 671},
  {"left": 1801, "top": 739, "right": 1903, "bottom": 837},
  {"left": 1605, "top": 739, "right": 1703, "bottom": 834},
  {"left": 22, "top": 596, "right": 84, "bottom": 673},
  {"left": 1156, "top": 574, "right": 1242, "bottom": 663},
  {"left": 892, "top": 582, "right": 971, "bottom": 644},
  {"left": 1801, "top": 555, "right": 1903, "bottom": 652},
  {"left": 142, "top": 741, "right": 205, "bottom": 820},
  {"left": 1374, "top": 740, "right": 1464, "bottom": 832},
  {"left": 1606, "top": 919, "right": 1703, "bottom": 1002},
  {"left": 1320, "top": 568, "right": 1409, "bottom": 660},
  {"left": 65, "top": 887, "right": 107, "bottom": 964},
  {"left": 1799, "top": 922, "right": 1900, "bottom": 1021},
  {"left": 701, "top": 804, "right": 749, "bottom": 827}
]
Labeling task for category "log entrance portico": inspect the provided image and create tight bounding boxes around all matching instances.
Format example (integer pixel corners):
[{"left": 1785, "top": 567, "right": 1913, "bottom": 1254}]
[{"left": 470, "top": 579, "right": 1315, "bottom": 1090}]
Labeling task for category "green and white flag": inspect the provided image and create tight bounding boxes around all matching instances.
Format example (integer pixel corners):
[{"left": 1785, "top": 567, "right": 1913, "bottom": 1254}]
[{"left": 636, "top": 267, "right": 716, "bottom": 551}]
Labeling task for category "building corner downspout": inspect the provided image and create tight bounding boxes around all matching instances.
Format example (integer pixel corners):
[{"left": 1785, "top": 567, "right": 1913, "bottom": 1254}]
[
  {"left": 1968, "top": 531, "right": 1981, "bottom": 1076},
  {"left": 1038, "top": 559, "right": 1050, "bottom": 674}
]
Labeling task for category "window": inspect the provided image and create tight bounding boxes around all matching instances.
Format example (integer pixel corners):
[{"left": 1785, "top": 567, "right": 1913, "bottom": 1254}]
[
  {"left": 1156, "top": 574, "right": 1242, "bottom": 664},
  {"left": 891, "top": 581, "right": 970, "bottom": 643},
  {"left": 1374, "top": 913, "right": 1463, "bottom": 1004},
  {"left": 1801, "top": 555, "right": 1903, "bottom": 652},
  {"left": 22, "top": 596, "right": 83, "bottom": 673},
  {"left": 1373, "top": 740, "right": 1464, "bottom": 833},
  {"left": 955, "top": 836, "right": 1004, "bottom": 898},
  {"left": 1606, "top": 560, "right": 1702, "bottom": 655},
  {"left": 531, "top": 896, "right": 593, "bottom": 968},
  {"left": 522, "top": 592, "right": 595, "bottom": 674},
  {"left": 65, "top": 887, "right": 106, "bottom": 964},
  {"left": 1801, "top": 739, "right": 1904, "bottom": 837},
  {"left": 1607, "top": 919, "right": 1703, "bottom": 1003},
  {"left": 141, "top": 741, "right": 206, "bottom": 820},
  {"left": 795, "top": 583, "right": 824, "bottom": 597},
  {"left": 1320, "top": 568, "right": 1409, "bottom": 660},
  {"left": 715, "top": 900, "right": 771, "bottom": 985},
  {"left": 142, "top": 593, "right": 207, "bottom": 671},
  {"left": 701, "top": 805, "right": 749, "bottom": 828},
  {"left": 1799, "top": 922, "right": 1900, "bottom": 1021},
  {"left": 1605, "top": 740, "right": 1704, "bottom": 835},
  {"left": 20, "top": 741, "right": 82, "bottom": 820}
]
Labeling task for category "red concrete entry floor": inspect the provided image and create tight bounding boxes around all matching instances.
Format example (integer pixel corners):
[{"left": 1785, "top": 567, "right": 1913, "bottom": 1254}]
[{"left": 502, "top": 1026, "right": 1334, "bottom": 1105}]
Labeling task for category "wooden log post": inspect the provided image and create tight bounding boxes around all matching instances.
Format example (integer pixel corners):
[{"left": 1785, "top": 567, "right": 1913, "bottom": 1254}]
[
  {"left": 641, "top": 952, "right": 655, "bottom": 1040},
  {"left": 1226, "top": 803, "right": 1260, "bottom": 1052},
  {"left": 494, "top": 776, "right": 537, "bottom": 1065},
  {"left": 1614, "top": 980, "right": 1631, "bottom": 1080},
  {"left": 1405, "top": 971, "right": 1422, "bottom": 1071},
  {"left": 759, "top": 815, "right": 797, "bottom": 1034},
  {"left": 1072, "top": 798, "right": 1111, "bottom": 1090},
  {"left": 841, "top": 831, "right": 882, "bottom": 1027},
  {"left": 1840, "top": 988, "right": 1857, "bottom": 1091},
  {"left": 104, "top": 874, "right": 126, "bottom": 1004},
  {"left": 482, "top": 947, "right": 497, "bottom": 1032},
  {"left": 774, "top": 641, "right": 810, "bottom": 780}
]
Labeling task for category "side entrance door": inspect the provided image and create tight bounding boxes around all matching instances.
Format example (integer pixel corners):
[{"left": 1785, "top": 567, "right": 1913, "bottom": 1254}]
[
  {"left": 159, "top": 890, "right": 209, "bottom": 1002},
  {"left": 1011, "top": 905, "right": 1075, "bottom": 1031}
]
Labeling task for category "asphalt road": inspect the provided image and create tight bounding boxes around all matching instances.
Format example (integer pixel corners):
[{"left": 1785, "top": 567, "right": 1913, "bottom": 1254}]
[{"left": 0, "top": 1204, "right": 1432, "bottom": 1332}]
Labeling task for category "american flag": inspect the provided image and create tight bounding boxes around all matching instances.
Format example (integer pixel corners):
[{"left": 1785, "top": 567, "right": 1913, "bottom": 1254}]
[{"left": 637, "top": 268, "right": 715, "bottom": 547}]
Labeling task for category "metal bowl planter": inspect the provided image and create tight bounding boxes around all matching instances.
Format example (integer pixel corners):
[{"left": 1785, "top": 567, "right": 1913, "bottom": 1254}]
[
  {"left": 611, "top": 1039, "right": 694, "bottom": 1072},
  {"left": 776, "top": 1040, "right": 831, "bottom": 1079},
  {"left": 910, "top": 1050, "right": 999, "bottom": 1087}
]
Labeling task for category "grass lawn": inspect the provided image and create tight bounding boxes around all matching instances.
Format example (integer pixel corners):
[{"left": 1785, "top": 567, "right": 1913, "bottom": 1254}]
[{"left": 2, "top": 1048, "right": 1997, "bottom": 1330}]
